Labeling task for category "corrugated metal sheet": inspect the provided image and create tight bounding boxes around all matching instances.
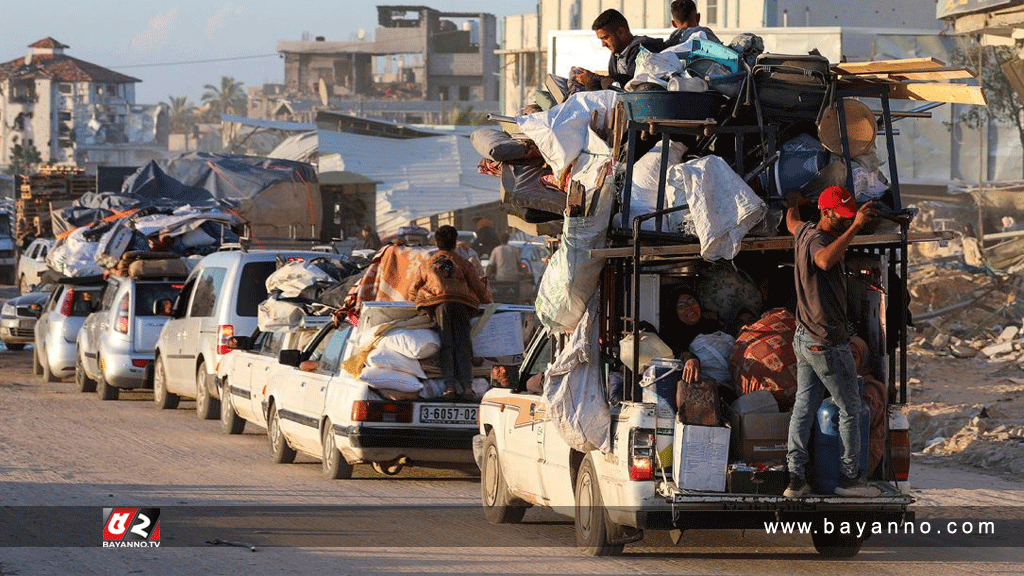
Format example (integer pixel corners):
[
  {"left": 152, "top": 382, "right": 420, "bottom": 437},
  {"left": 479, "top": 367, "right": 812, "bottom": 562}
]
[
  {"left": 269, "top": 130, "right": 497, "bottom": 234},
  {"left": 937, "top": 0, "right": 1022, "bottom": 19}
]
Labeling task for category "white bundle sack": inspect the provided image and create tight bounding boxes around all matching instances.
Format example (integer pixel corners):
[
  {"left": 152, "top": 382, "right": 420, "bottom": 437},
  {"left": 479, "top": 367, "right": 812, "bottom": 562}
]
[
  {"left": 366, "top": 347, "right": 427, "bottom": 379},
  {"left": 517, "top": 90, "right": 618, "bottom": 173},
  {"left": 379, "top": 329, "right": 441, "bottom": 359},
  {"left": 689, "top": 331, "right": 735, "bottom": 385},
  {"left": 360, "top": 366, "right": 424, "bottom": 393}
]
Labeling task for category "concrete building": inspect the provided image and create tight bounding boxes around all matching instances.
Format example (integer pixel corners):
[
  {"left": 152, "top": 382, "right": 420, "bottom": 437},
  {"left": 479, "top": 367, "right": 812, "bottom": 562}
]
[
  {"left": 0, "top": 38, "right": 167, "bottom": 169},
  {"left": 500, "top": 0, "right": 941, "bottom": 114},
  {"left": 264, "top": 5, "right": 499, "bottom": 124},
  {"left": 938, "top": 0, "right": 1024, "bottom": 36}
]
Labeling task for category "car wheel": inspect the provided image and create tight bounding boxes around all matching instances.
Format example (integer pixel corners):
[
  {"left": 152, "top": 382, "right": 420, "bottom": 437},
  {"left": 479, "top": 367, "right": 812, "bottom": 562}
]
[
  {"left": 219, "top": 379, "right": 246, "bottom": 435},
  {"left": 75, "top": 354, "right": 97, "bottom": 393},
  {"left": 481, "top": 431, "right": 527, "bottom": 524},
  {"left": 268, "top": 404, "right": 296, "bottom": 464},
  {"left": 195, "top": 361, "right": 220, "bottom": 420},
  {"left": 153, "top": 356, "right": 180, "bottom": 410},
  {"left": 40, "top": 345, "right": 59, "bottom": 383},
  {"left": 575, "top": 455, "right": 625, "bottom": 556},
  {"left": 812, "top": 525, "right": 863, "bottom": 558},
  {"left": 95, "top": 358, "right": 119, "bottom": 401},
  {"left": 32, "top": 346, "right": 42, "bottom": 375},
  {"left": 5, "top": 342, "right": 25, "bottom": 351},
  {"left": 321, "top": 419, "right": 353, "bottom": 479}
]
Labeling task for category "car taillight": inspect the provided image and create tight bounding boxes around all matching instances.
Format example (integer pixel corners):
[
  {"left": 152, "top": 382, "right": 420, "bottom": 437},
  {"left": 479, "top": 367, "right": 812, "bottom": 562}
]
[
  {"left": 217, "top": 325, "right": 234, "bottom": 355},
  {"left": 114, "top": 295, "right": 129, "bottom": 333},
  {"left": 628, "top": 428, "right": 656, "bottom": 481},
  {"left": 351, "top": 401, "right": 413, "bottom": 423},
  {"left": 889, "top": 429, "right": 911, "bottom": 482},
  {"left": 132, "top": 359, "right": 150, "bottom": 368},
  {"left": 59, "top": 289, "right": 75, "bottom": 317}
]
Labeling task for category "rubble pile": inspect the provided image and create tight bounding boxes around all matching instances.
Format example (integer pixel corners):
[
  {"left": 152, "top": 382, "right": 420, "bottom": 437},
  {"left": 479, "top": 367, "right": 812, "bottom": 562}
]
[{"left": 910, "top": 401, "right": 1024, "bottom": 475}]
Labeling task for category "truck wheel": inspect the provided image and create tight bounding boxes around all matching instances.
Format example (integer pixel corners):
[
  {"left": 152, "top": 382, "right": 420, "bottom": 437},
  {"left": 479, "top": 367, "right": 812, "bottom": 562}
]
[
  {"left": 481, "top": 432, "right": 526, "bottom": 524},
  {"left": 96, "top": 359, "right": 119, "bottom": 401},
  {"left": 76, "top": 355, "right": 97, "bottom": 393},
  {"left": 268, "top": 404, "right": 296, "bottom": 464},
  {"left": 811, "top": 529, "right": 863, "bottom": 558},
  {"left": 322, "top": 419, "right": 353, "bottom": 479},
  {"left": 153, "top": 356, "right": 180, "bottom": 410},
  {"left": 575, "top": 455, "right": 624, "bottom": 556},
  {"left": 195, "top": 361, "right": 220, "bottom": 420},
  {"left": 219, "top": 379, "right": 246, "bottom": 435}
]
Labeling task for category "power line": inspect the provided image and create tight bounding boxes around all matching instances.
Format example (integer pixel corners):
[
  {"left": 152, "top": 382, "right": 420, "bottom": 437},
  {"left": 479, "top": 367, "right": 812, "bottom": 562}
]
[{"left": 110, "top": 53, "right": 278, "bottom": 69}]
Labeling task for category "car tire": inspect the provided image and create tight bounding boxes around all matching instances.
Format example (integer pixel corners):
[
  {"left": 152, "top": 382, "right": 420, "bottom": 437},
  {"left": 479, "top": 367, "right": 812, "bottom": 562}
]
[
  {"left": 811, "top": 525, "right": 863, "bottom": 558},
  {"left": 575, "top": 455, "right": 625, "bottom": 556},
  {"left": 5, "top": 342, "right": 25, "bottom": 351},
  {"left": 481, "top": 431, "right": 527, "bottom": 524},
  {"left": 321, "top": 419, "right": 353, "bottom": 479},
  {"left": 95, "top": 359, "right": 119, "bottom": 401},
  {"left": 153, "top": 356, "right": 180, "bottom": 410},
  {"left": 268, "top": 404, "right": 296, "bottom": 464},
  {"left": 32, "top": 346, "right": 42, "bottom": 375},
  {"left": 75, "top": 354, "right": 97, "bottom": 393},
  {"left": 219, "top": 379, "right": 246, "bottom": 435},
  {"left": 195, "top": 361, "right": 220, "bottom": 421},
  {"left": 40, "top": 345, "right": 59, "bottom": 383}
]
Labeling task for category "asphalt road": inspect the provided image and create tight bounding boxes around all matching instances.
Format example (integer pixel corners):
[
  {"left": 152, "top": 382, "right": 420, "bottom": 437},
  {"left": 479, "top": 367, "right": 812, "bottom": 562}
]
[{"left": 1, "top": 345, "right": 1022, "bottom": 575}]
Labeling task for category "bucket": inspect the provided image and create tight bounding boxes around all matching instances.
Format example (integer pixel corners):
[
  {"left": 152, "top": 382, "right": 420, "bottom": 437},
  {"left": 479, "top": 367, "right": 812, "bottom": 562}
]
[
  {"left": 808, "top": 377, "right": 870, "bottom": 494},
  {"left": 641, "top": 358, "right": 683, "bottom": 470}
]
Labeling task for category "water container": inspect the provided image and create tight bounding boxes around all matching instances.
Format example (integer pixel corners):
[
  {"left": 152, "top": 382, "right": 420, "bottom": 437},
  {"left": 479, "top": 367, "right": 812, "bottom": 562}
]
[
  {"left": 809, "top": 377, "right": 870, "bottom": 494},
  {"left": 641, "top": 358, "right": 683, "bottom": 469}
]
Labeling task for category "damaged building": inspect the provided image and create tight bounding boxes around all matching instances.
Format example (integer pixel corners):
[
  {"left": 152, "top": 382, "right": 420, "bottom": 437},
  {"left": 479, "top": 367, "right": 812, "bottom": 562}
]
[
  {"left": 265, "top": 5, "right": 498, "bottom": 124},
  {"left": 0, "top": 38, "right": 168, "bottom": 170}
]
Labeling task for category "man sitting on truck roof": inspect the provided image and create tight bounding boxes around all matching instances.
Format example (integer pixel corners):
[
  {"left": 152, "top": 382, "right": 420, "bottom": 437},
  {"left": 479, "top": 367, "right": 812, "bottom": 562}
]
[
  {"left": 665, "top": 0, "right": 720, "bottom": 49},
  {"left": 784, "top": 186, "right": 880, "bottom": 499}
]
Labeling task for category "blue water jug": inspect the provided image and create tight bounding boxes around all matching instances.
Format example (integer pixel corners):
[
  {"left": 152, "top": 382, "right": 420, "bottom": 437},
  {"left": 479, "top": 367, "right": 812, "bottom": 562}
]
[{"left": 808, "top": 377, "right": 870, "bottom": 494}]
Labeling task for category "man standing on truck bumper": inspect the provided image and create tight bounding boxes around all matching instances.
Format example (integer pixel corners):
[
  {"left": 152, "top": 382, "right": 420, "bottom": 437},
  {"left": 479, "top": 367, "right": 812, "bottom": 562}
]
[{"left": 784, "top": 186, "right": 879, "bottom": 498}]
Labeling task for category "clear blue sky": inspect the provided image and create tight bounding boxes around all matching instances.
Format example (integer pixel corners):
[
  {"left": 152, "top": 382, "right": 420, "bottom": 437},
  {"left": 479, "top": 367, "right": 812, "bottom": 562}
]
[{"left": 1, "top": 0, "right": 538, "bottom": 106}]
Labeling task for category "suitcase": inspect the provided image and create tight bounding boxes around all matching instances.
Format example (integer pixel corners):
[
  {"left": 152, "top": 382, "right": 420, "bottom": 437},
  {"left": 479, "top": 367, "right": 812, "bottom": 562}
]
[{"left": 752, "top": 53, "right": 834, "bottom": 123}]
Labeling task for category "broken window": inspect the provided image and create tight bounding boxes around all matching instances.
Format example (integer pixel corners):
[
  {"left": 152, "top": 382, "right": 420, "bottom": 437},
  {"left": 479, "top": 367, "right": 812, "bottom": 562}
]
[
  {"left": 459, "top": 86, "right": 470, "bottom": 101},
  {"left": 59, "top": 83, "right": 72, "bottom": 94},
  {"left": 11, "top": 79, "right": 36, "bottom": 103}
]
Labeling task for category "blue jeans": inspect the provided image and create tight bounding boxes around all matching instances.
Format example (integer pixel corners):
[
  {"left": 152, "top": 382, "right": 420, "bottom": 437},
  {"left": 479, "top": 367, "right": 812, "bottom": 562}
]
[{"left": 787, "top": 325, "right": 862, "bottom": 480}]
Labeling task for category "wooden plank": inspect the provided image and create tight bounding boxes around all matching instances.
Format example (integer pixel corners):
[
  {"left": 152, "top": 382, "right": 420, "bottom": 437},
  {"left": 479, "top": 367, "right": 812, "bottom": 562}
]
[
  {"left": 887, "top": 82, "right": 987, "bottom": 105},
  {"left": 833, "top": 57, "right": 946, "bottom": 75},
  {"left": 852, "top": 68, "right": 976, "bottom": 82}
]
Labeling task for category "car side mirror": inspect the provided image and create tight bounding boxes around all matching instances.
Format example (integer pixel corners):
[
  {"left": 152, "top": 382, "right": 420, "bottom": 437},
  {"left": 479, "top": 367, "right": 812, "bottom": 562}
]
[{"left": 278, "top": 349, "right": 301, "bottom": 367}]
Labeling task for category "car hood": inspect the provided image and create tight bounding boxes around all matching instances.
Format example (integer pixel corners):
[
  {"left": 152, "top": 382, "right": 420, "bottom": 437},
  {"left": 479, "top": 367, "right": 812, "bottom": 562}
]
[{"left": 5, "top": 292, "right": 50, "bottom": 307}]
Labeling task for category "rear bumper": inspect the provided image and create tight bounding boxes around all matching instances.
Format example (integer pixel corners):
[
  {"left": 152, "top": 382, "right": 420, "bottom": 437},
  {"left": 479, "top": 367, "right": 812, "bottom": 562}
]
[
  {"left": 334, "top": 424, "right": 476, "bottom": 465},
  {"left": 103, "top": 352, "right": 154, "bottom": 389}
]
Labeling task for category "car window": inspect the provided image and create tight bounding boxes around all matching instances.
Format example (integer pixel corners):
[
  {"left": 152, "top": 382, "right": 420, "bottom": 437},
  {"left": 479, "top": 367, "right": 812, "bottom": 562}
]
[
  {"left": 45, "top": 285, "right": 64, "bottom": 312},
  {"left": 70, "top": 288, "right": 103, "bottom": 317},
  {"left": 259, "top": 331, "right": 284, "bottom": 357},
  {"left": 40, "top": 244, "right": 48, "bottom": 258},
  {"left": 28, "top": 244, "right": 39, "bottom": 259},
  {"left": 135, "top": 282, "right": 183, "bottom": 317},
  {"left": 235, "top": 261, "right": 278, "bottom": 318},
  {"left": 521, "top": 334, "right": 553, "bottom": 384},
  {"left": 189, "top": 267, "right": 227, "bottom": 318},
  {"left": 317, "top": 326, "right": 351, "bottom": 375},
  {"left": 101, "top": 280, "right": 119, "bottom": 311}
]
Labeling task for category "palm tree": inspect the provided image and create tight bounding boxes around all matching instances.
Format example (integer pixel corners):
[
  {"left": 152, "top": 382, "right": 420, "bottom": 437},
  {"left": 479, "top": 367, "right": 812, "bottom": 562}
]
[
  {"left": 202, "top": 76, "right": 247, "bottom": 119},
  {"left": 162, "top": 95, "right": 196, "bottom": 133}
]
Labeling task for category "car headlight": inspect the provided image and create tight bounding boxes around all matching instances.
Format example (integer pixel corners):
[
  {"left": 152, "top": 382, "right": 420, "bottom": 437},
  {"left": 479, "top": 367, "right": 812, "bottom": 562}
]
[{"left": 1, "top": 303, "right": 14, "bottom": 316}]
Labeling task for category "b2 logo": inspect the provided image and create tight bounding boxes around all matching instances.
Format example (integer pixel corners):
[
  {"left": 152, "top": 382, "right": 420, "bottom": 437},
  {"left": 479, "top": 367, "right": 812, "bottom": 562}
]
[{"left": 102, "top": 508, "right": 161, "bottom": 547}]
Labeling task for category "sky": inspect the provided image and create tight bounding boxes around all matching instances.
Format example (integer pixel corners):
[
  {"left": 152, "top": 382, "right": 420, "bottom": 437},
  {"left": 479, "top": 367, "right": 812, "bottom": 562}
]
[{"left": 1, "top": 0, "right": 538, "bottom": 106}]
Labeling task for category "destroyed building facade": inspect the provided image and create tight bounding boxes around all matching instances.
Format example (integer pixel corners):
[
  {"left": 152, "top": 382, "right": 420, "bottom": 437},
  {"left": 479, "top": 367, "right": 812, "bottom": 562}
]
[{"left": 0, "top": 38, "right": 168, "bottom": 169}]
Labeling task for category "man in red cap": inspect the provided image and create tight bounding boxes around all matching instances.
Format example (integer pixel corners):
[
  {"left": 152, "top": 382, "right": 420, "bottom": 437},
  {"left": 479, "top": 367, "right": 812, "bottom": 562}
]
[{"left": 782, "top": 186, "right": 878, "bottom": 498}]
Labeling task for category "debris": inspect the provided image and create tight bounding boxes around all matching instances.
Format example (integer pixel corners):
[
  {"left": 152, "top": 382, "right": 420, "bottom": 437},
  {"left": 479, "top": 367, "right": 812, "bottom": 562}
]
[
  {"left": 206, "top": 538, "right": 256, "bottom": 552},
  {"left": 982, "top": 341, "right": 1015, "bottom": 358}
]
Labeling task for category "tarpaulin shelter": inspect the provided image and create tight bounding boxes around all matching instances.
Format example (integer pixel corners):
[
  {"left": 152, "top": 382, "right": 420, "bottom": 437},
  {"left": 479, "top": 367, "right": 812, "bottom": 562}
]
[{"left": 123, "top": 152, "right": 322, "bottom": 240}]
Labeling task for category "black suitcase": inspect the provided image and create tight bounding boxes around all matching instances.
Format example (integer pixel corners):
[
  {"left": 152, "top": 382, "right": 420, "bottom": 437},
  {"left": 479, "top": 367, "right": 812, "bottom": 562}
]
[{"left": 752, "top": 53, "right": 834, "bottom": 123}]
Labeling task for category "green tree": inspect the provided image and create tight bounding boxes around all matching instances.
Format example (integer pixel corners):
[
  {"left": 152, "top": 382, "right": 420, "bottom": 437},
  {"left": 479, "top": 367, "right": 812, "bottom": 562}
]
[
  {"left": 201, "top": 76, "right": 247, "bottom": 120},
  {"left": 5, "top": 142, "right": 42, "bottom": 177},
  {"left": 951, "top": 40, "right": 1024, "bottom": 178},
  {"left": 163, "top": 95, "right": 196, "bottom": 133}
]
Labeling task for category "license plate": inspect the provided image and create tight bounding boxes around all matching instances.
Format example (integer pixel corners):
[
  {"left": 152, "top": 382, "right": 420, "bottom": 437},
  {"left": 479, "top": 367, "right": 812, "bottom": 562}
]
[{"left": 418, "top": 404, "right": 478, "bottom": 425}]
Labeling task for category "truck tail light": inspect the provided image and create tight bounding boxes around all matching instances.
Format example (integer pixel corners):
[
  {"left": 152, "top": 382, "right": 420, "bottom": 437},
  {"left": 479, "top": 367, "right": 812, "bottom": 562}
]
[
  {"left": 889, "top": 429, "right": 911, "bottom": 482},
  {"left": 114, "top": 295, "right": 129, "bottom": 334},
  {"left": 351, "top": 401, "right": 413, "bottom": 423},
  {"left": 628, "top": 428, "right": 656, "bottom": 481},
  {"left": 59, "top": 289, "right": 75, "bottom": 317},
  {"left": 217, "top": 325, "right": 234, "bottom": 355}
]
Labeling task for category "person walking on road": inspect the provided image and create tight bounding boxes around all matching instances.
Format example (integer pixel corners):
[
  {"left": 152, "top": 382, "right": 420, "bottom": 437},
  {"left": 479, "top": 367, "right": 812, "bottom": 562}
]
[
  {"left": 407, "top": 225, "right": 492, "bottom": 400},
  {"left": 486, "top": 234, "right": 520, "bottom": 283},
  {"left": 360, "top": 226, "right": 382, "bottom": 250},
  {"left": 783, "top": 186, "right": 880, "bottom": 498}
]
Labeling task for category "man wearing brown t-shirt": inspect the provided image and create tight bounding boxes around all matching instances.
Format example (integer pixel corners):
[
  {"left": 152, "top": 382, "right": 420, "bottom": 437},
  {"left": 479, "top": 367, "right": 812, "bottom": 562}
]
[{"left": 783, "top": 186, "right": 879, "bottom": 498}]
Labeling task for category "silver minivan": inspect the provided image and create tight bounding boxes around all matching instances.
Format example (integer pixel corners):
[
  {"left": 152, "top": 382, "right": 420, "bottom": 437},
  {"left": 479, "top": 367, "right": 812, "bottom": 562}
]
[
  {"left": 152, "top": 249, "right": 328, "bottom": 419},
  {"left": 77, "top": 274, "right": 185, "bottom": 400}
]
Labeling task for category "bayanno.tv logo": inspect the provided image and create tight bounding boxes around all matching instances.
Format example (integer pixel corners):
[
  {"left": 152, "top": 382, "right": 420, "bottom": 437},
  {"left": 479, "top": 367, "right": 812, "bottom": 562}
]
[{"left": 102, "top": 508, "right": 161, "bottom": 548}]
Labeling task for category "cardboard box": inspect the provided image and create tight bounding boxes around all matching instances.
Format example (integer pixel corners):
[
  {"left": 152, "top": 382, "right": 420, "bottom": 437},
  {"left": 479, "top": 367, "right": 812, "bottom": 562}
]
[
  {"left": 471, "top": 311, "right": 524, "bottom": 358},
  {"left": 729, "top": 411, "right": 792, "bottom": 465},
  {"left": 673, "top": 423, "right": 730, "bottom": 492}
]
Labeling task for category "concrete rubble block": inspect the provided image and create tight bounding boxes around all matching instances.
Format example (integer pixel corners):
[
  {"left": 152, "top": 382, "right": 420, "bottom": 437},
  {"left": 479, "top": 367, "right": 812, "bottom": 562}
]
[
  {"left": 951, "top": 345, "right": 978, "bottom": 359},
  {"left": 998, "top": 326, "right": 1020, "bottom": 342},
  {"left": 982, "top": 341, "right": 1015, "bottom": 358},
  {"left": 931, "top": 333, "right": 951, "bottom": 349}
]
